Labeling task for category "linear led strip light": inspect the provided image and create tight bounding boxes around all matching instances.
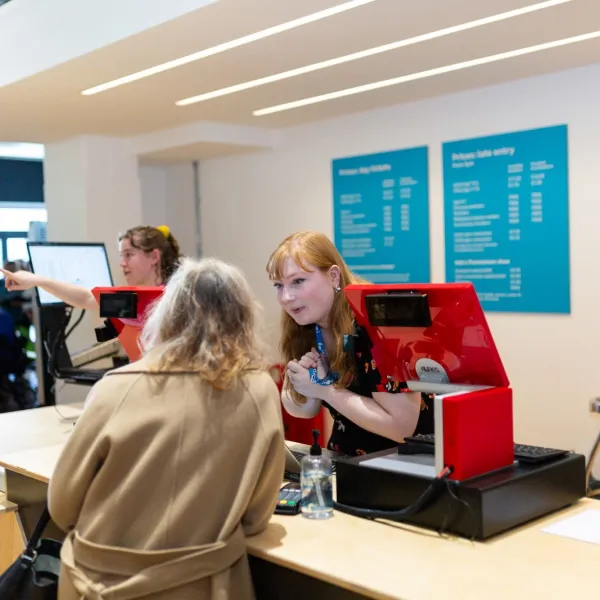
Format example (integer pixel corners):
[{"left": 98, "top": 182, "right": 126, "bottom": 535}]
[
  {"left": 80, "top": 0, "right": 378, "bottom": 96},
  {"left": 253, "top": 29, "right": 600, "bottom": 116},
  {"left": 176, "top": 0, "right": 572, "bottom": 106}
]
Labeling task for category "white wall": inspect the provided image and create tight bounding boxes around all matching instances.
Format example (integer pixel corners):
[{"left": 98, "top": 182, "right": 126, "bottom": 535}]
[
  {"left": 45, "top": 136, "right": 144, "bottom": 283},
  {"left": 139, "top": 163, "right": 198, "bottom": 258},
  {"left": 139, "top": 165, "right": 169, "bottom": 230},
  {"left": 44, "top": 136, "right": 145, "bottom": 405},
  {"left": 199, "top": 63, "right": 600, "bottom": 460},
  {"left": 40, "top": 148, "right": 198, "bottom": 405}
]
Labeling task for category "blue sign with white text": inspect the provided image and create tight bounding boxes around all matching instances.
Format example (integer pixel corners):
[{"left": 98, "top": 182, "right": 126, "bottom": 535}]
[
  {"left": 332, "top": 147, "right": 430, "bottom": 283},
  {"left": 443, "top": 125, "right": 570, "bottom": 313}
]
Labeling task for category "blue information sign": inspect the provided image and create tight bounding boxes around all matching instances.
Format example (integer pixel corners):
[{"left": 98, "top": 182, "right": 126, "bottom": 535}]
[
  {"left": 332, "top": 147, "right": 430, "bottom": 283},
  {"left": 443, "top": 125, "right": 570, "bottom": 313}
]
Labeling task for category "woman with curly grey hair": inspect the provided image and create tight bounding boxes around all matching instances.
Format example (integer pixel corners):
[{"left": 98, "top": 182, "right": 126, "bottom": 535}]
[{"left": 48, "top": 257, "right": 285, "bottom": 600}]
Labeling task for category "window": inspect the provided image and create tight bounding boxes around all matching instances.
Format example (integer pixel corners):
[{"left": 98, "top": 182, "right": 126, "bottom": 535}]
[
  {"left": 0, "top": 204, "right": 47, "bottom": 265},
  {"left": 0, "top": 206, "right": 47, "bottom": 232},
  {"left": 7, "top": 237, "right": 28, "bottom": 261}
]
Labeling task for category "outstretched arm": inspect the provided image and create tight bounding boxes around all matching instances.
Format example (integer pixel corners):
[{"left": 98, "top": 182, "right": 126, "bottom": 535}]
[{"left": 1, "top": 269, "right": 98, "bottom": 311}]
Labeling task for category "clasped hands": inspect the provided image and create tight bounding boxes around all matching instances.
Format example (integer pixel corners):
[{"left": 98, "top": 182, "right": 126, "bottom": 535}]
[{"left": 286, "top": 348, "right": 329, "bottom": 400}]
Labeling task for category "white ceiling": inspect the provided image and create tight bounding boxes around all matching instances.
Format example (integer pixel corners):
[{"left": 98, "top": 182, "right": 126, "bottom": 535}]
[{"left": 1, "top": 0, "right": 599, "bottom": 146}]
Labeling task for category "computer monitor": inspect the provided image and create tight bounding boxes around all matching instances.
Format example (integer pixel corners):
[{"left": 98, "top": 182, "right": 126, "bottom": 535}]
[
  {"left": 27, "top": 242, "right": 114, "bottom": 306},
  {"left": 344, "top": 282, "right": 509, "bottom": 394}
]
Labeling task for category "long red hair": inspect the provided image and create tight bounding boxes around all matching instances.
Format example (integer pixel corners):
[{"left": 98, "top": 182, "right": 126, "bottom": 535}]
[{"left": 266, "top": 231, "right": 368, "bottom": 404}]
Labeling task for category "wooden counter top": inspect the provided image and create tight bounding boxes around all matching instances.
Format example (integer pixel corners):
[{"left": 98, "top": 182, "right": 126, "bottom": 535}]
[
  {"left": 0, "top": 404, "right": 598, "bottom": 600},
  {"left": 0, "top": 444, "right": 65, "bottom": 484},
  {"left": 0, "top": 404, "right": 81, "bottom": 457},
  {"left": 247, "top": 499, "right": 600, "bottom": 600}
]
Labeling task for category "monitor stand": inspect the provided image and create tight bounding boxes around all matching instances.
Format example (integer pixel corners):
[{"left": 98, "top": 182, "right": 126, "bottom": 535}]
[{"left": 35, "top": 304, "right": 72, "bottom": 406}]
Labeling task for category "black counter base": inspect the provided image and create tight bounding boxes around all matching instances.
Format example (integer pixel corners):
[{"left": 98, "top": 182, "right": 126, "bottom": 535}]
[{"left": 335, "top": 450, "right": 587, "bottom": 540}]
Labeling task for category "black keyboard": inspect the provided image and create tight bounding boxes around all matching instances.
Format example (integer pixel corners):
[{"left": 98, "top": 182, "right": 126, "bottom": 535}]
[
  {"left": 513, "top": 443, "right": 569, "bottom": 464},
  {"left": 60, "top": 367, "right": 107, "bottom": 380},
  {"left": 290, "top": 450, "right": 305, "bottom": 462},
  {"left": 403, "top": 434, "right": 569, "bottom": 464}
]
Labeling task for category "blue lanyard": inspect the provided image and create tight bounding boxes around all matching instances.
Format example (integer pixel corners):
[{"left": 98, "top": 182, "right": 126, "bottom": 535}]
[{"left": 309, "top": 324, "right": 339, "bottom": 386}]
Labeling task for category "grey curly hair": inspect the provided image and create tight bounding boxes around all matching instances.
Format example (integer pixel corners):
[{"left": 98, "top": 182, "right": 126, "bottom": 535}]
[{"left": 140, "top": 257, "right": 267, "bottom": 389}]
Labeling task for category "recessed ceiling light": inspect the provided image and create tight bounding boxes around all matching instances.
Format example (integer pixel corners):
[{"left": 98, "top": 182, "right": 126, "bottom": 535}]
[
  {"left": 176, "top": 0, "right": 571, "bottom": 107},
  {"left": 253, "top": 29, "right": 600, "bottom": 116},
  {"left": 81, "top": 0, "right": 378, "bottom": 96}
]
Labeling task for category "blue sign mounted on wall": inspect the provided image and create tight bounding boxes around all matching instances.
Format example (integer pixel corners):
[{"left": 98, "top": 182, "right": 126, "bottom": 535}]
[
  {"left": 332, "top": 146, "right": 430, "bottom": 284},
  {"left": 443, "top": 124, "right": 570, "bottom": 314}
]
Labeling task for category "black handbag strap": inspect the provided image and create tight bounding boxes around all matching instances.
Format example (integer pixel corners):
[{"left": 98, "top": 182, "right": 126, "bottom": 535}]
[{"left": 23, "top": 505, "right": 51, "bottom": 560}]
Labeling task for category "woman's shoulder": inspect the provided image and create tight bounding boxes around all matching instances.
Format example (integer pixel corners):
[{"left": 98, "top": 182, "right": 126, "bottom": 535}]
[
  {"left": 103, "top": 354, "right": 154, "bottom": 376},
  {"left": 241, "top": 369, "right": 279, "bottom": 396},
  {"left": 99, "top": 360, "right": 279, "bottom": 398},
  {"left": 82, "top": 367, "right": 141, "bottom": 412},
  {"left": 102, "top": 351, "right": 196, "bottom": 379},
  {"left": 349, "top": 322, "right": 372, "bottom": 350},
  {"left": 240, "top": 370, "right": 282, "bottom": 414},
  {"left": 88, "top": 355, "right": 165, "bottom": 405},
  {"left": 347, "top": 323, "right": 377, "bottom": 371}
]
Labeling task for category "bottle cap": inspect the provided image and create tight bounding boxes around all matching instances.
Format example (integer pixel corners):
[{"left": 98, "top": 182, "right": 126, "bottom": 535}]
[{"left": 310, "top": 429, "right": 322, "bottom": 456}]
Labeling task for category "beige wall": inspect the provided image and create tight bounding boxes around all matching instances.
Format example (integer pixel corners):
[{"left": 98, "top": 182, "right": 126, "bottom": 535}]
[
  {"left": 42, "top": 140, "right": 198, "bottom": 404},
  {"left": 139, "top": 162, "right": 199, "bottom": 259},
  {"left": 198, "top": 63, "right": 600, "bottom": 461}
]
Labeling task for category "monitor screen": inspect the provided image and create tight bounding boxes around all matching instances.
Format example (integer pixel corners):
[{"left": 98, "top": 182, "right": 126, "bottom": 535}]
[
  {"left": 344, "top": 282, "right": 510, "bottom": 390},
  {"left": 27, "top": 242, "right": 114, "bottom": 306}
]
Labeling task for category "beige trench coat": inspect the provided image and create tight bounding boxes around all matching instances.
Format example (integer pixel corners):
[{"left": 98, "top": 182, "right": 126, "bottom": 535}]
[{"left": 48, "top": 356, "right": 285, "bottom": 599}]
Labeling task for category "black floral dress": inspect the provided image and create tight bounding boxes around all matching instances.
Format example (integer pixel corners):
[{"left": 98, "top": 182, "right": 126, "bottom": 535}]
[{"left": 323, "top": 326, "right": 434, "bottom": 457}]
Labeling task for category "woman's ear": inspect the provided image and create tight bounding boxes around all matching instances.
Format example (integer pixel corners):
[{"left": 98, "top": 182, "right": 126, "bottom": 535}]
[
  {"left": 330, "top": 265, "right": 341, "bottom": 289},
  {"left": 150, "top": 248, "right": 161, "bottom": 266}
]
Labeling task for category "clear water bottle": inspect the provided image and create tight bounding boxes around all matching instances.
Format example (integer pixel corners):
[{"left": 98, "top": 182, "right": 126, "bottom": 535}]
[{"left": 301, "top": 430, "right": 333, "bottom": 520}]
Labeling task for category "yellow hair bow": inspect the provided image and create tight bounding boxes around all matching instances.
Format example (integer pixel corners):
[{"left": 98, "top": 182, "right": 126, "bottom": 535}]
[{"left": 156, "top": 225, "right": 170, "bottom": 238}]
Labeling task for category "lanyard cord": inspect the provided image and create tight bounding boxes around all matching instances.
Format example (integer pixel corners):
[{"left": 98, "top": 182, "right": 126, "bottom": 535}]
[{"left": 309, "top": 324, "right": 339, "bottom": 386}]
